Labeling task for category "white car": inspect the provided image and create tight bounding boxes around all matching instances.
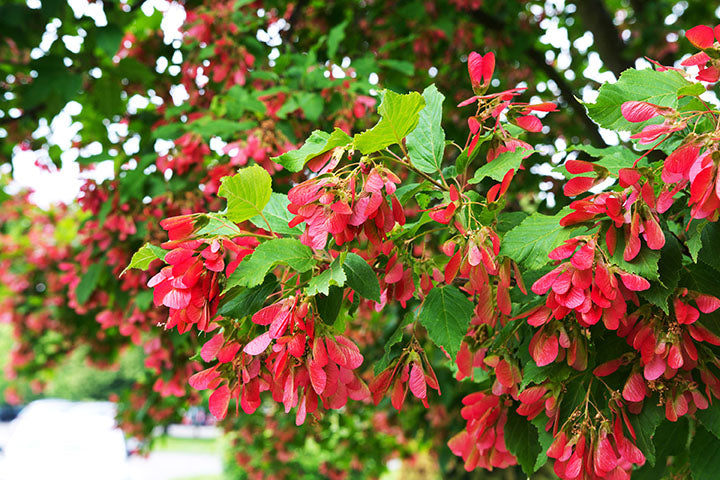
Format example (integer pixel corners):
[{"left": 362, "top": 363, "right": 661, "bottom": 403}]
[{"left": 0, "top": 399, "right": 130, "bottom": 480}]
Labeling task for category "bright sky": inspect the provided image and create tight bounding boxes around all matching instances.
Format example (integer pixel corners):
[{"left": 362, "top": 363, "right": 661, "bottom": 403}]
[
  {"left": 6, "top": 0, "right": 720, "bottom": 209},
  {"left": 6, "top": 0, "right": 185, "bottom": 208}
]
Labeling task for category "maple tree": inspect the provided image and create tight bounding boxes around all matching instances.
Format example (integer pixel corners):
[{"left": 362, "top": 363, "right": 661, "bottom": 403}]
[{"left": 3, "top": 1, "right": 720, "bottom": 479}]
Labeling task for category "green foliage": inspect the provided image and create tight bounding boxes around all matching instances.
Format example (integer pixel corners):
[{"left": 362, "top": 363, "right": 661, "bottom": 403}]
[
  {"left": 306, "top": 256, "right": 347, "bottom": 296},
  {"left": 342, "top": 253, "right": 381, "bottom": 302},
  {"left": 249, "top": 193, "right": 303, "bottom": 236},
  {"left": 271, "top": 129, "right": 352, "bottom": 172},
  {"left": 6, "top": 2, "right": 720, "bottom": 478},
  {"left": 406, "top": 84, "right": 445, "bottom": 174},
  {"left": 190, "top": 118, "right": 255, "bottom": 140},
  {"left": 219, "top": 165, "right": 273, "bottom": 223},
  {"left": 586, "top": 68, "right": 690, "bottom": 132},
  {"left": 499, "top": 208, "right": 578, "bottom": 270},
  {"left": 504, "top": 409, "right": 542, "bottom": 476},
  {"left": 469, "top": 147, "right": 535, "bottom": 184},
  {"left": 225, "top": 239, "right": 315, "bottom": 290},
  {"left": 690, "top": 425, "right": 720, "bottom": 480},
  {"left": 44, "top": 346, "right": 144, "bottom": 402},
  {"left": 122, "top": 243, "right": 167, "bottom": 275},
  {"left": 687, "top": 220, "right": 708, "bottom": 263},
  {"left": 455, "top": 132, "right": 491, "bottom": 174},
  {"left": 218, "top": 276, "right": 279, "bottom": 319},
  {"left": 417, "top": 285, "right": 474, "bottom": 358},
  {"left": 629, "top": 403, "right": 664, "bottom": 467},
  {"left": 76, "top": 263, "right": 103, "bottom": 305},
  {"left": 639, "top": 234, "right": 682, "bottom": 313},
  {"left": 375, "top": 313, "right": 412, "bottom": 375},
  {"left": 520, "top": 362, "right": 572, "bottom": 390},
  {"left": 698, "top": 222, "right": 720, "bottom": 272},
  {"left": 609, "top": 227, "right": 661, "bottom": 280},
  {"left": 0, "top": 324, "right": 15, "bottom": 399},
  {"left": 316, "top": 285, "right": 344, "bottom": 325},
  {"left": 696, "top": 404, "right": 720, "bottom": 440},
  {"left": 195, "top": 214, "right": 244, "bottom": 237},
  {"left": 634, "top": 418, "right": 689, "bottom": 480},
  {"left": 353, "top": 90, "right": 425, "bottom": 154}
]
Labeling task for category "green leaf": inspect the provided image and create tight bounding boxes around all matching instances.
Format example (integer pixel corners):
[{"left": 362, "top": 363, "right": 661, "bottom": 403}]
[
  {"left": 586, "top": 69, "right": 689, "bottom": 132},
  {"left": 499, "top": 208, "right": 579, "bottom": 270},
  {"left": 406, "top": 84, "right": 445, "bottom": 174},
  {"left": 76, "top": 263, "right": 103, "bottom": 305},
  {"left": 678, "top": 82, "right": 706, "bottom": 97},
  {"left": 395, "top": 181, "right": 431, "bottom": 205},
  {"left": 374, "top": 313, "right": 413, "bottom": 375},
  {"left": 316, "top": 285, "right": 344, "bottom": 324},
  {"left": 699, "top": 222, "right": 720, "bottom": 272},
  {"left": 327, "top": 20, "right": 347, "bottom": 59},
  {"left": 687, "top": 220, "right": 708, "bottom": 263},
  {"left": 151, "top": 122, "right": 185, "bottom": 140},
  {"left": 342, "top": 253, "right": 381, "bottom": 302},
  {"left": 249, "top": 193, "right": 302, "bottom": 236},
  {"left": 218, "top": 165, "right": 272, "bottom": 223},
  {"left": 491, "top": 320, "right": 523, "bottom": 350},
  {"left": 378, "top": 59, "right": 415, "bottom": 76},
  {"left": 218, "top": 275, "right": 279, "bottom": 319},
  {"left": 271, "top": 128, "right": 352, "bottom": 172},
  {"left": 468, "top": 147, "right": 535, "bottom": 184},
  {"left": 190, "top": 118, "right": 255, "bottom": 140},
  {"left": 224, "top": 86, "right": 267, "bottom": 117},
  {"left": 96, "top": 24, "right": 124, "bottom": 57},
  {"left": 504, "top": 409, "right": 542, "bottom": 476},
  {"left": 690, "top": 425, "right": 720, "bottom": 480},
  {"left": 520, "top": 362, "right": 572, "bottom": 390},
  {"left": 639, "top": 233, "right": 682, "bottom": 313},
  {"left": 629, "top": 402, "right": 664, "bottom": 467},
  {"left": 609, "top": 227, "right": 660, "bottom": 281},
  {"left": 135, "top": 290, "right": 153, "bottom": 312},
  {"left": 633, "top": 418, "right": 689, "bottom": 480},
  {"left": 225, "top": 239, "right": 315, "bottom": 291},
  {"left": 558, "top": 378, "right": 587, "bottom": 424},
  {"left": 194, "top": 213, "right": 243, "bottom": 237},
  {"left": 296, "top": 92, "right": 324, "bottom": 122},
  {"left": 496, "top": 211, "right": 529, "bottom": 234},
  {"left": 530, "top": 416, "right": 554, "bottom": 472},
  {"left": 276, "top": 96, "right": 299, "bottom": 119},
  {"left": 306, "top": 256, "right": 347, "bottom": 296},
  {"left": 681, "top": 261, "right": 720, "bottom": 299},
  {"left": 353, "top": 90, "right": 425, "bottom": 154},
  {"left": 696, "top": 404, "right": 720, "bottom": 440},
  {"left": 121, "top": 243, "right": 166, "bottom": 276},
  {"left": 455, "top": 132, "right": 491, "bottom": 174},
  {"left": 417, "top": 285, "right": 474, "bottom": 358}
]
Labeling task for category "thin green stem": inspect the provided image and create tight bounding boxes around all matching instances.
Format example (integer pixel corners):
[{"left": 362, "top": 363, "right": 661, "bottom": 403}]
[{"left": 379, "top": 151, "right": 447, "bottom": 190}]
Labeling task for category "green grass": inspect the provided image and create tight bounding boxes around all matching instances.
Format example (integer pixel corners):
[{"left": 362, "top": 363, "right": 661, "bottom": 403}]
[{"left": 154, "top": 435, "right": 223, "bottom": 455}]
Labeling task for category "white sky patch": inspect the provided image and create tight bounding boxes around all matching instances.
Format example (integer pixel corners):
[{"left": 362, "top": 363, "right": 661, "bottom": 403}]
[
  {"left": 209, "top": 137, "right": 227, "bottom": 155},
  {"left": 6, "top": 1, "right": 180, "bottom": 207},
  {"left": 169, "top": 84, "right": 190, "bottom": 105},
  {"left": 583, "top": 52, "right": 616, "bottom": 84},
  {"left": 9, "top": 147, "right": 115, "bottom": 209}
]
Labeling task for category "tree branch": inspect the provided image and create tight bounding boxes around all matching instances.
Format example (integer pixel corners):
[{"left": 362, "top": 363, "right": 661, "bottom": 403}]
[
  {"left": 280, "top": 0, "right": 309, "bottom": 43},
  {"left": 468, "top": 9, "right": 608, "bottom": 147},
  {"left": 574, "top": 0, "right": 635, "bottom": 77},
  {"left": 525, "top": 49, "right": 608, "bottom": 147}
]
